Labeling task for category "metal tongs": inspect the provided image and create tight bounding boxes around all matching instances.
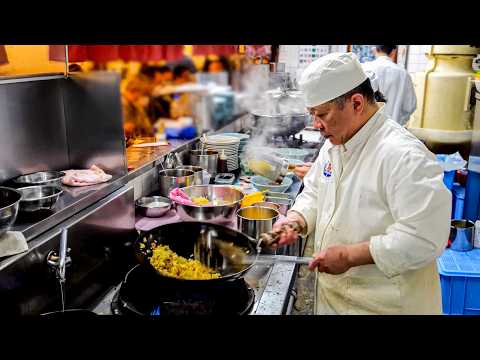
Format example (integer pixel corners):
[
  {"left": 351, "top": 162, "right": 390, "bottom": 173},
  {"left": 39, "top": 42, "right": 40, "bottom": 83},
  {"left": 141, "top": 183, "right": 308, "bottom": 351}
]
[
  {"left": 258, "top": 221, "right": 303, "bottom": 248},
  {"left": 215, "top": 221, "right": 312, "bottom": 267}
]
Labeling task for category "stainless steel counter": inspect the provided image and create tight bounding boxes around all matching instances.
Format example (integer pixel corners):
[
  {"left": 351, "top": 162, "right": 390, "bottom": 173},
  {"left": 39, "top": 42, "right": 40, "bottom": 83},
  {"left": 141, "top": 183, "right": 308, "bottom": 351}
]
[{"left": 8, "top": 138, "right": 198, "bottom": 243}]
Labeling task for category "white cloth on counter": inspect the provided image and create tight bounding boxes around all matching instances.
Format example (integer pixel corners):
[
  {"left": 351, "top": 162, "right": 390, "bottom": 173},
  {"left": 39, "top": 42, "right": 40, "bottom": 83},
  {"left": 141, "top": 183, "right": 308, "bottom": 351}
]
[
  {"left": 0, "top": 231, "right": 28, "bottom": 258},
  {"left": 62, "top": 165, "right": 112, "bottom": 187},
  {"left": 290, "top": 106, "right": 451, "bottom": 315},
  {"left": 362, "top": 56, "right": 417, "bottom": 126}
]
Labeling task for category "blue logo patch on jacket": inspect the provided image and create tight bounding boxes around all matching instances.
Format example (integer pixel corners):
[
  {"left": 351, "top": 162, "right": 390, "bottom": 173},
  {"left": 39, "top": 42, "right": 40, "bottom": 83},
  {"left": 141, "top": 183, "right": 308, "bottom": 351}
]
[{"left": 323, "top": 161, "right": 333, "bottom": 177}]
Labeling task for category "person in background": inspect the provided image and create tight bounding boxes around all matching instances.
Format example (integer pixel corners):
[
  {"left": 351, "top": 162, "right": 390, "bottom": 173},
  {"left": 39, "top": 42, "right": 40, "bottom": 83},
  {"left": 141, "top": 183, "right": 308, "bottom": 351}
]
[
  {"left": 148, "top": 66, "right": 174, "bottom": 122},
  {"left": 122, "top": 78, "right": 154, "bottom": 140},
  {"left": 202, "top": 56, "right": 230, "bottom": 73},
  {"left": 362, "top": 45, "right": 417, "bottom": 126},
  {"left": 152, "top": 66, "right": 174, "bottom": 87},
  {"left": 268, "top": 52, "right": 451, "bottom": 315},
  {"left": 173, "top": 65, "right": 195, "bottom": 85}
]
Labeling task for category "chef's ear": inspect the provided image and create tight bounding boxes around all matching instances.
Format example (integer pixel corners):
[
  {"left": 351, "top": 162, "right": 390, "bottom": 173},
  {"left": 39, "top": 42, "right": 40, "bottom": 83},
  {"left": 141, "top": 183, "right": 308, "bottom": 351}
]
[{"left": 350, "top": 93, "right": 365, "bottom": 114}]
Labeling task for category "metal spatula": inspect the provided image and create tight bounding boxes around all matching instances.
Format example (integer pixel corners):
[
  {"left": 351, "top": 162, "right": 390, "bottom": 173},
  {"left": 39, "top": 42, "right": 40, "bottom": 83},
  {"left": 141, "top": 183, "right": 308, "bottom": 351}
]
[
  {"left": 240, "top": 254, "right": 313, "bottom": 266},
  {"left": 214, "top": 239, "right": 313, "bottom": 266}
]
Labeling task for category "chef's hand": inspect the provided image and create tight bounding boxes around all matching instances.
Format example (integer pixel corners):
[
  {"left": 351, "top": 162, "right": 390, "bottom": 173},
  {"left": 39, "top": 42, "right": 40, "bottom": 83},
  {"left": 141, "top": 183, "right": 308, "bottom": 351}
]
[
  {"left": 262, "top": 211, "right": 306, "bottom": 249},
  {"left": 271, "top": 218, "right": 299, "bottom": 247},
  {"left": 308, "top": 245, "right": 352, "bottom": 275},
  {"left": 293, "top": 162, "right": 313, "bottom": 180},
  {"left": 308, "top": 242, "right": 374, "bottom": 275}
]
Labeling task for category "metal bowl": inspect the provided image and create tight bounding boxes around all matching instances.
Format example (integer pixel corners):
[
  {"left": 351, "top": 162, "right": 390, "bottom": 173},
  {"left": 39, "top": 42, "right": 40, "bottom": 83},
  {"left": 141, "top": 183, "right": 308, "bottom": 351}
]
[
  {"left": 13, "top": 171, "right": 66, "bottom": 187},
  {"left": 158, "top": 169, "right": 195, "bottom": 197},
  {"left": 135, "top": 196, "right": 172, "bottom": 218},
  {"left": 17, "top": 185, "right": 63, "bottom": 213},
  {"left": 174, "top": 185, "right": 244, "bottom": 223},
  {"left": 0, "top": 187, "right": 22, "bottom": 237},
  {"left": 251, "top": 175, "right": 293, "bottom": 193}
]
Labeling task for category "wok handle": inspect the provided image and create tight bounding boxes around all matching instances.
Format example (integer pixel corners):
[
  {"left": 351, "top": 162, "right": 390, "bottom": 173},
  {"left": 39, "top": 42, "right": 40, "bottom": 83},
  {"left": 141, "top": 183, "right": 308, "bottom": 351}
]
[{"left": 247, "top": 255, "right": 314, "bottom": 265}]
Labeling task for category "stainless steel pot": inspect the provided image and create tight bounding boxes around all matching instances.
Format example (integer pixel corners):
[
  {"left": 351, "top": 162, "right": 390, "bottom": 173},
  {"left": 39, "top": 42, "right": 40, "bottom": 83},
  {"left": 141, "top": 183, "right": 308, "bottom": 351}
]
[
  {"left": 251, "top": 201, "right": 281, "bottom": 212},
  {"left": 174, "top": 185, "right": 244, "bottom": 223},
  {"left": 135, "top": 196, "right": 172, "bottom": 218},
  {"left": 176, "top": 165, "right": 205, "bottom": 185},
  {"left": 189, "top": 150, "right": 218, "bottom": 176},
  {"left": 0, "top": 187, "right": 22, "bottom": 236},
  {"left": 450, "top": 219, "right": 475, "bottom": 251},
  {"left": 17, "top": 185, "right": 63, "bottom": 212},
  {"left": 236, "top": 206, "right": 280, "bottom": 240},
  {"left": 251, "top": 113, "right": 309, "bottom": 138},
  {"left": 13, "top": 171, "right": 66, "bottom": 187},
  {"left": 158, "top": 169, "right": 195, "bottom": 197}
]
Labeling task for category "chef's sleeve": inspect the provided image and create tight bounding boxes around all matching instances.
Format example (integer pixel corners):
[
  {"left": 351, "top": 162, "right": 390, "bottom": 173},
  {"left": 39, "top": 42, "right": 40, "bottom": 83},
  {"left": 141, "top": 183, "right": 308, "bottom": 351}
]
[
  {"left": 369, "top": 150, "right": 451, "bottom": 278},
  {"left": 289, "top": 157, "right": 322, "bottom": 236}
]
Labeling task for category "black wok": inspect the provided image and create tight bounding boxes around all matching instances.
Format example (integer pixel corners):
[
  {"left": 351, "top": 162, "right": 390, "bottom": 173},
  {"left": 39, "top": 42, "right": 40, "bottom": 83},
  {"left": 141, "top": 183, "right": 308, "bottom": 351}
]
[{"left": 134, "top": 221, "right": 259, "bottom": 289}]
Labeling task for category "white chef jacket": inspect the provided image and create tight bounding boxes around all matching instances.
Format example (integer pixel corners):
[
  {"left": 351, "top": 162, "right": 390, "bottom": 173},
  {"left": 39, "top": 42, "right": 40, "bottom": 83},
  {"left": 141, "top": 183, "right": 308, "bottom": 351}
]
[
  {"left": 290, "top": 106, "right": 451, "bottom": 315},
  {"left": 362, "top": 56, "right": 417, "bottom": 126}
]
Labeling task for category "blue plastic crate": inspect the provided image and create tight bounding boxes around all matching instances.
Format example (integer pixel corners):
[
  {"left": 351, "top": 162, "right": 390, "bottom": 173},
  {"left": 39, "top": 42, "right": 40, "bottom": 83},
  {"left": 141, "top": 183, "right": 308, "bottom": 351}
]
[{"left": 437, "top": 249, "right": 480, "bottom": 315}]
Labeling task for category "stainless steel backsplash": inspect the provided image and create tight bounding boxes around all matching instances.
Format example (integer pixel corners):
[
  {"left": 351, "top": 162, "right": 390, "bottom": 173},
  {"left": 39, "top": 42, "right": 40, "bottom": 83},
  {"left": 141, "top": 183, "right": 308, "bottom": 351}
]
[{"left": 0, "top": 71, "right": 127, "bottom": 184}]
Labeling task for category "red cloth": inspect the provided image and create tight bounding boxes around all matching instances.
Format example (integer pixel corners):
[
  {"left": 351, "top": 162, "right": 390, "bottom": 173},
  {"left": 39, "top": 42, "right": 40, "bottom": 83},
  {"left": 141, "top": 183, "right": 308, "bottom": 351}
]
[
  {"left": 54, "top": 45, "right": 185, "bottom": 63},
  {"left": 48, "top": 45, "right": 66, "bottom": 62},
  {"left": 192, "top": 45, "right": 237, "bottom": 56},
  {"left": 245, "top": 45, "right": 271, "bottom": 57},
  {"left": 162, "top": 45, "right": 185, "bottom": 61}
]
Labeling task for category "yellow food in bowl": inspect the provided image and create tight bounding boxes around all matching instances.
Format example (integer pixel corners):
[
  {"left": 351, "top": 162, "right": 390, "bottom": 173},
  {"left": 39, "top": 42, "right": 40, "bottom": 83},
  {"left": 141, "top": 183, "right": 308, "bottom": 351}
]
[
  {"left": 149, "top": 244, "right": 221, "bottom": 280},
  {"left": 192, "top": 196, "right": 210, "bottom": 205}
]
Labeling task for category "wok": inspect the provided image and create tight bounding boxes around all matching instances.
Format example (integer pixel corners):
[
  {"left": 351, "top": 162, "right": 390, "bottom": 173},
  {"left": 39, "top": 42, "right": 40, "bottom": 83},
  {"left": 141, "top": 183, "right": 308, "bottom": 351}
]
[{"left": 134, "top": 221, "right": 259, "bottom": 289}]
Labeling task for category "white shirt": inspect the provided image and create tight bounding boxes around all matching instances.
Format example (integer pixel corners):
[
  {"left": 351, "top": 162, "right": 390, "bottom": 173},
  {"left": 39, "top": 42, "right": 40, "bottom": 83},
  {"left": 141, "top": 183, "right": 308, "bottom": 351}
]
[
  {"left": 290, "top": 106, "right": 451, "bottom": 314},
  {"left": 362, "top": 56, "right": 417, "bottom": 126}
]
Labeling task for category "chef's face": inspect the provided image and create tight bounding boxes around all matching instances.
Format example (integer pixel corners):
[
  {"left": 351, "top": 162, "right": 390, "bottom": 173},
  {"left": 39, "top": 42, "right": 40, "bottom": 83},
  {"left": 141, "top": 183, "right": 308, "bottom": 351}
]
[{"left": 308, "top": 93, "right": 366, "bottom": 145}]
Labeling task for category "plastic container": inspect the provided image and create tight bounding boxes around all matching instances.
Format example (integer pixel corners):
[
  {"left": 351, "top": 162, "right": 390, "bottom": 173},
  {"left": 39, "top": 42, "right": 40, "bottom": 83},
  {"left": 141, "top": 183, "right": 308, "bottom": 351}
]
[
  {"left": 451, "top": 183, "right": 465, "bottom": 219},
  {"left": 165, "top": 126, "right": 197, "bottom": 140},
  {"left": 443, "top": 170, "right": 456, "bottom": 190},
  {"left": 437, "top": 249, "right": 480, "bottom": 314}
]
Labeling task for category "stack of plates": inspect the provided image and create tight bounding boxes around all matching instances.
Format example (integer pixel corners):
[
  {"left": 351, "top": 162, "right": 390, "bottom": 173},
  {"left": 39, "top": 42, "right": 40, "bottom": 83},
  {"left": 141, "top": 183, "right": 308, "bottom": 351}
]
[
  {"left": 200, "top": 134, "right": 240, "bottom": 171},
  {"left": 221, "top": 132, "right": 250, "bottom": 154}
]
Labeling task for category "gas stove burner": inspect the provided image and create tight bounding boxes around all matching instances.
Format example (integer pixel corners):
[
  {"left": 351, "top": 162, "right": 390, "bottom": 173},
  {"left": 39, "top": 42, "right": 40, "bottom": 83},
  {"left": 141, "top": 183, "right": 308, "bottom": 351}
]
[{"left": 111, "top": 265, "right": 255, "bottom": 316}]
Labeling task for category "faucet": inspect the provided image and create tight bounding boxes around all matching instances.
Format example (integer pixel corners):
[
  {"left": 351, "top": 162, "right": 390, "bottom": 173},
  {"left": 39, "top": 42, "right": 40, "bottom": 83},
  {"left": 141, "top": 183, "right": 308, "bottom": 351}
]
[{"left": 47, "top": 228, "right": 71, "bottom": 283}]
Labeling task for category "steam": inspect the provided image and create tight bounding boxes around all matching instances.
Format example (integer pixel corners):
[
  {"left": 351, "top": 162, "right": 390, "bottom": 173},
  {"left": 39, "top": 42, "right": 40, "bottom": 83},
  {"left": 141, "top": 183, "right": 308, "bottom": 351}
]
[{"left": 236, "top": 64, "right": 309, "bottom": 161}]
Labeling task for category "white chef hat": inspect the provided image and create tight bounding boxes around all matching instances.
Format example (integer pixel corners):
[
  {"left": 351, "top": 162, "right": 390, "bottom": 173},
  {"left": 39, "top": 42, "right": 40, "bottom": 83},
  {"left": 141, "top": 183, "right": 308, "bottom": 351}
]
[
  {"left": 364, "top": 69, "right": 379, "bottom": 93},
  {"left": 298, "top": 52, "right": 368, "bottom": 108}
]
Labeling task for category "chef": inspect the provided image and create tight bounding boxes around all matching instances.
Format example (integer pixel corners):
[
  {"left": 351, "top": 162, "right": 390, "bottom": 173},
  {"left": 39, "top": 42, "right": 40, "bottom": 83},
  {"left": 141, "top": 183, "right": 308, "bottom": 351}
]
[
  {"left": 271, "top": 52, "right": 451, "bottom": 315},
  {"left": 362, "top": 45, "right": 417, "bottom": 126}
]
